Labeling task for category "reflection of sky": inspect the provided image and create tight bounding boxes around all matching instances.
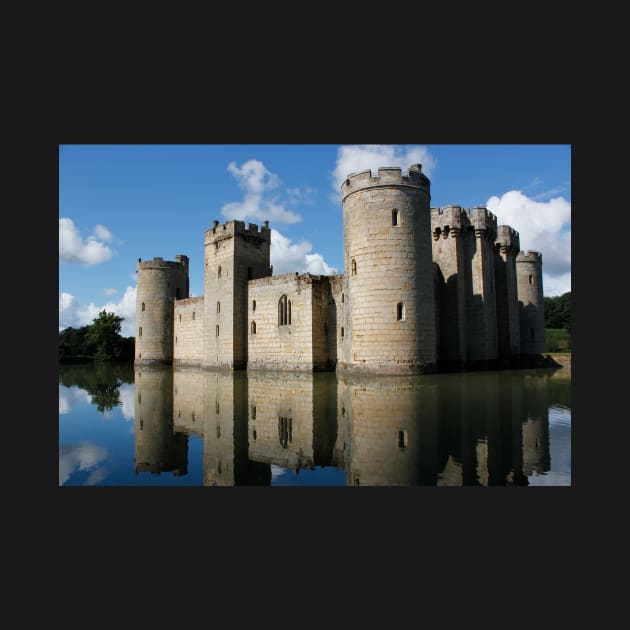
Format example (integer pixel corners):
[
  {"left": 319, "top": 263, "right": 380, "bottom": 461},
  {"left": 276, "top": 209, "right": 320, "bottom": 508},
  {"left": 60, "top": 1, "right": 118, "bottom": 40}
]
[
  {"left": 527, "top": 406, "right": 571, "bottom": 486},
  {"left": 59, "top": 442, "right": 108, "bottom": 485},
  {"left": 270, "top": 464, "right": 346, "bottom": 486},
  {"left": 59, "top": 385, "right": 92, "bottom": 414},
  {"left": 118, "top": 383, "right": 135, "bottom": 421}
]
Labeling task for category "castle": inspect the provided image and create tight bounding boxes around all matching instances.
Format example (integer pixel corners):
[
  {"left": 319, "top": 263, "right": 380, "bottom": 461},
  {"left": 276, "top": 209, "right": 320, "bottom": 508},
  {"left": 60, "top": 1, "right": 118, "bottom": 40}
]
[{"left": 135, "top": 163, "right": 546, "bottom": 374}]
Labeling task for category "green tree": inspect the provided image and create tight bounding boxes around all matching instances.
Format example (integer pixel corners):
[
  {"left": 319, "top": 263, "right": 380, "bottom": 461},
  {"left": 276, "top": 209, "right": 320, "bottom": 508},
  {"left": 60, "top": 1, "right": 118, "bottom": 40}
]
[
  {"left": 84, "top": 310, "right": 125, "bottom": 361},
  {"left": 544, "top": 292, "right": 571, "bottom": 332}
]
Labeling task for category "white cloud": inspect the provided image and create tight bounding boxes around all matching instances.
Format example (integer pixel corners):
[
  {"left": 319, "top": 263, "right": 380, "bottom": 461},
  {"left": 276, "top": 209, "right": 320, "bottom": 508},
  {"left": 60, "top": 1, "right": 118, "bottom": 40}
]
[
  {"left": 59, "top": 286, "right": 137, "bottom": 337},
  {"left": 59, "top": 385, "right": 92, "bottom": 415},
  {"left": 103, "top": 287, "right": 118, "bottom": 296},
  {"left": 542, "top": 272, "right": 571, "bottom": 297},
  {"left": 486, "top": 190, "right": 571, "bottom": 284},
  {"left": 59, "top": 218, "right": 115, "bottom": 265},
  {"left": 59, "top": 442, "right": 108, "bottom": 485},
  {"left": 93, "top": 224, "right": 113, "bottom": 242},
  {"left": 331, "top": 144, "right": 437, "bottom": 201},
  {"left": 271, "top": 229, "right": 337, "bottom": 275},
  {"left": 286, "top": 186, "right": 316, "bottom": 206},
  {"left": 221, "top": 160, "right": 302, "bottom": 224}
]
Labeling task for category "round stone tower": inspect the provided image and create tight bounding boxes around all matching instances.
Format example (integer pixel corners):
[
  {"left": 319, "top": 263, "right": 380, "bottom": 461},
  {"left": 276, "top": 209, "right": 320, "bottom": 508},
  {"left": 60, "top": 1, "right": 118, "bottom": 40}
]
[
  {"left": 135, "top": 255, "right": 189, "bottom": 364},
  {"left": 516, "top": 251, "right": 546, "bottom": 354},
  {"left": 340, "top": 164, "right": 436, "bottom": 374}
]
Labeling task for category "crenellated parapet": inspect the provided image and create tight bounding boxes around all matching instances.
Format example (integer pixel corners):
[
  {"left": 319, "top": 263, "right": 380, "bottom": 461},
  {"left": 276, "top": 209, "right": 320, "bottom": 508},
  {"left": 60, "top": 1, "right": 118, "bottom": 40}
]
[
  {"left": 431, "top": 205, "right": 469, "bottom": 239},
  {"left": 204, "top": 219, "right": 271, "bottom": 247},
  {"left": 137, "top": 255, "right": 189, "bottom": 272},
  {"left": 495, "top": 226, "right": 520, "bottom": 256},
  {"left": 466, "top": 206, "right": 497, "bottom": 241},
  {"left": 341, "top": 164, "right": 430, "bottom": 201},
  {"left": 516, "top": 250, "right": 542, "bottom": 264}
]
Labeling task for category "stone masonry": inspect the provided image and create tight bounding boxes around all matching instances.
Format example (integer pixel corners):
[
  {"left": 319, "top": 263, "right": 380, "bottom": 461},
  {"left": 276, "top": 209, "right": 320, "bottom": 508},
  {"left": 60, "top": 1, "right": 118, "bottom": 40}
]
[{"left": 135, "top": 163, "right": 547, "bottom": 374}]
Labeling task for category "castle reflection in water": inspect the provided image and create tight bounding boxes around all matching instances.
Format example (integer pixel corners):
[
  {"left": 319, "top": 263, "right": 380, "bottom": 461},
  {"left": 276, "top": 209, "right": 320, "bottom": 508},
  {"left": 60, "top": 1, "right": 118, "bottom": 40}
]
[{"left": 133, "top": 366, "right": 570, "bottom": 486}]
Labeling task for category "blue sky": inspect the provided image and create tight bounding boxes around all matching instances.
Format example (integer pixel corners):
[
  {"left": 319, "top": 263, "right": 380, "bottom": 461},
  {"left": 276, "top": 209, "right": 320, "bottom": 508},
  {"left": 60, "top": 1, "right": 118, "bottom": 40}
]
[{"left": 59, "top": 144, "right": 571, "bottom": 336}]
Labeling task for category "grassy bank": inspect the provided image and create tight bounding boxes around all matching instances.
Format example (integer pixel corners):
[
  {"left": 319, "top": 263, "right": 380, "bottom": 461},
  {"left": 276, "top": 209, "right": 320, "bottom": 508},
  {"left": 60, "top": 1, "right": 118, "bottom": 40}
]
[{"left": 546, "top": 328, "right": 571, "bottom": 353}]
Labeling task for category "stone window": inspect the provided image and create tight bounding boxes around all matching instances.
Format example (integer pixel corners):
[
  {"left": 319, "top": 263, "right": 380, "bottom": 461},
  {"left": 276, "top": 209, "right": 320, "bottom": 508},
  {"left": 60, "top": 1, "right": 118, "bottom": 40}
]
[
  {"left": 216, "top": 401, "right": 220, "bottom": 415},
  {"left": 252, "top": 299, "right": 256, "bottom": 311},
  {"left": 138, "top": 327, "right": 142, "bottom": 337},
  {"left": 251, "top": 320, "right": 257, "bottom": 335},
  {"left": 341, "top": 326, "right": 344, "bottom": 338},
  {"left": 397, "top": 302, "right": 405, "bottom": 321},
  {"left": 278, "top": 416, "right": 292, "bottom": 449},
  {"left": 251, "top": 405, "right": 256, "bottom": 420},
  {"left": 278, "top": 294, "right": 292, "bottom": 325},
  {"left": 141, "top": 302, "right": 145, "bottom": 312},
  {"left": 351, "top": 259, "right": 357, "bottom": 275},
  {"left": 217, "top": 301, "right": 220, "bottom": 314},
  {"left": 216, "top": 424, "right": 221, "bottom": 438},
  {"left": 529, "top": 274, "right": 533, "bottom": 285},
  {"left": 192, "top": 311, "right": 195, "bottom": 321},
  {"left": 398, "top": 430, "right": 408, "bottom": 449},
  {"left": 175, "top": 336, "right": 178, "bottom": 344},
  {"left": 253, "top": 429, "right": 257, "bottom": 441},
  {"left": 392, "top": 208, "right": 398, "bottom": 226},
  {"left": 216, "top": 325, "right": 220, "bottom": 337},
  {"left": 218, "top": 265, "right": 222, "bottom": 278},
  {"left": 341, "top": 293, "right": 344, "bottom": 303},
  {"left": 179, "top": 314, "right": 181, "bottom": 322}
]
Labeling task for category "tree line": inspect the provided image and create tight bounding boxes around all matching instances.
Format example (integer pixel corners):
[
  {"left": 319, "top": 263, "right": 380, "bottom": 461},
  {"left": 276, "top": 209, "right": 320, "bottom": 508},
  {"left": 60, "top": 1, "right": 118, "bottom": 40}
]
[
  {"left": 544, "top": 291, "right": 571, "bottom": 331},
  {"left": 59, "top": 310, "right": 134, "bottom": 362}
]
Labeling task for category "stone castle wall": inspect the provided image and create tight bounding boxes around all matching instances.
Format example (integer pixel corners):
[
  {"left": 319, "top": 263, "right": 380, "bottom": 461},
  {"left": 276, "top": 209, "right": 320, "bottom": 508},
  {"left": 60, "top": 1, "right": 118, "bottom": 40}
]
[{"left": 173, "top": 296, "right": 204, "bottom": 365}]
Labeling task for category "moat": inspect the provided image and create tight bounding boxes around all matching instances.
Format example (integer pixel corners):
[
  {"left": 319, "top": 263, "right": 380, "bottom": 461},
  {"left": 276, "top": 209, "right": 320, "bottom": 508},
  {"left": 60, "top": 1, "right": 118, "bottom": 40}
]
[{"left": 59, "top": 363, "right": 571, "bottom": 486}]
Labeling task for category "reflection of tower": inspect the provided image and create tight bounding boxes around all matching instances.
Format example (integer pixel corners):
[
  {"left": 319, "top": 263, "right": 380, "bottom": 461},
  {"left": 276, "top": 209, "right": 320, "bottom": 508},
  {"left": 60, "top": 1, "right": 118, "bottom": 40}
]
[
  {"left": 135, "top": 256, "right": 189, "bottom": 364},
  {"left": 341, "top": 165, "right": 436, "bottom": 374},
  {"left": 134, "top": 365, "right": 187, "bottom": 475},
  {"left": 516, "top": 251, "right": 546, "bottom": 354},
  {"left": 341, "top": 374, "right": 438, "bottom": 486},
  {"left": 203, "top": 220, "right": 271, "bottom": 369},
  {"left": 522, "top": 373, "right": 551, "bottom": 476},
  {"left": 247, "top": 371, "right": 336, "bottom": 473}
]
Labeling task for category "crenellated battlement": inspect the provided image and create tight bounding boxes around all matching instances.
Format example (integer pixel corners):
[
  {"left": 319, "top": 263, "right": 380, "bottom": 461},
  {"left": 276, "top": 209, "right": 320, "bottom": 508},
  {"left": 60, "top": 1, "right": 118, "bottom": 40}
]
[
  {"left": 431, "top": 205, "right": 470, "bottom": 239},
  {"left": 516, "top": 250, "right": 542, "bottom": 264},
  {"left": 204, "top": 219, "right": 271, "bottom": 245},
  {"left": 137, "top": 256, "right": 189, "bottom": 271},
  {"left": 495, "top": 225, "right": 520, "bottom": 254},
  {"left": 341, "top": 163, "right": 430, "bottom": 200},
  {"left": 465, "top": 206, "right": 497, "bottom": 239}
]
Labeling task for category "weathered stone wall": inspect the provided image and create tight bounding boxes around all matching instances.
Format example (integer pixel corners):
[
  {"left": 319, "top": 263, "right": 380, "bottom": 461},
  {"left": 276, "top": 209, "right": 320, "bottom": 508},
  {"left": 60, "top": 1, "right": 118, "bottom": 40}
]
[
  {"left": 341, "top": 165, "right": 436, "bottom": 374},
  {"left": 203, "top": 220, "right": 271, "bottom": 369},
  {"left": 431, "top": 205, "right": 468, "bottom": 366},
  {"left": 133, "top": 365, "right": 187, "bottom": 476},
  {"left": 464, "top": 207, "right": 498, "bottom": 362},
  {"left": 327, "top": 274, "right": 344, "bottom": 368},
  {"left": 494, "top": 226, "right": 521, "bottom": 359},
  {"left": 173, "top": 296, "right": 204, "bottom": 364},
  {"left": 172, "top": 365, "right": 205, "bottom": 436},
  {"left": 135, "top": 255, "right": 189, "bottom": 363},
  {"left": 247, "top": 273, "right": 316, "bottom": 371},
  {"left": 516, "top": 251, "right": 546, "bottom": 354}
]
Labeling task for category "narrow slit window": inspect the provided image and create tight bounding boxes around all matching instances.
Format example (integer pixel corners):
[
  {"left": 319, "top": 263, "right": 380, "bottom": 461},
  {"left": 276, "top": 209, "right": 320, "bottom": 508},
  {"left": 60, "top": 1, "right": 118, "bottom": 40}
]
[
  {"left": 288, "top": 300, "right": 292, "bottom": 325},
  {"left": 341, "top": 326, "right": 344, "bottom": 338},
  {"left": 218, "top": 265, "right": 222, "bottom": 278},
  {"left": 392, "top": 208, "right": 398, "bottom": 226},
  {"left": 278, "top": 295, "right": 290, "bottom": 326},
  {"left": 397, "top": 302, "right": 405, "bottom": 321},
  {"left": 251, "top": 321, "right": 256, "bottom": 335},
  {"left": 138, "top": 327, "right": 142, "bottom": 337},
  {"left": 217, "top": 301, "right": 220, "bottom": 313},
  {"left": 341, "top": 293, "right": 344, "bottom": 303},
  {"left": 192, "top": 311, "right": 195, "bottom": 320},
  {"left": 252, "top": 299, "right": 256, "bottom": 311},
  {"left": 351, "top": 259, "right": 357, "bottom": 275},
  {"left": 529, "top": 274, "right": 533, "bottom": 285},
  {"left": 141, "top": 302, "right": 145, "bottom": 311},
  {"left": 398, "top": 430, "right": 408, "bottom": 449},
  {"left": 216, "top": 325, "right": 220, "bottom": 337}
]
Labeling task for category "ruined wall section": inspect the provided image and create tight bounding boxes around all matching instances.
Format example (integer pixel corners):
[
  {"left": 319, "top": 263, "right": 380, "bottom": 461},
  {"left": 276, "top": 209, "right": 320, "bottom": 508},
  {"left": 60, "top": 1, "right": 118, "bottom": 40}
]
[
  {"left": 135, "top": 255, "right": 189, "bottom": 364},
  {"left": 341, "top": 165, "right": 436, "bottom": 374},
  {"left": 173, "top": 296, "right": 204, "bottom": 365}
]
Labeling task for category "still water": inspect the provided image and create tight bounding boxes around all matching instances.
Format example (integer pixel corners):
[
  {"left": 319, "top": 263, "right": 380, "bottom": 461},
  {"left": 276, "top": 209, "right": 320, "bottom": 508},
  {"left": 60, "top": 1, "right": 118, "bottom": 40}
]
[{"left": 59, "top": 362, "right": 571, "bottom": 486}]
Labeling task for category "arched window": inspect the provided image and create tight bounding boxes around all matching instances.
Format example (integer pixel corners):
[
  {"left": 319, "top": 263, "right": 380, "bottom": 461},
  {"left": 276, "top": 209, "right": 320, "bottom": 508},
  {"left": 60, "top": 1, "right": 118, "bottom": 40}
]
[
  {"left": 351, "top": 259, "right": 357, "bottom": 275},
  {"left": 397, "top": 302, "right": 405, "bottom": 321},
  {"left": 218, "top": 265, "right": 222, "bottom": 278},
  {"left": 217, "top": 301, "right": 220, "bottom": 313},
  {"left": 251, "top": 321, "right": 256, "bottom": 335},
  {"left": 278, "top": 295, "right": 291, "bottom": 325},
  {"left": 141, "top": 302, "right": 145, "bottom": 311},
  {"left": 392, "top": 208, "right": 398, "bottom": 226}
]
